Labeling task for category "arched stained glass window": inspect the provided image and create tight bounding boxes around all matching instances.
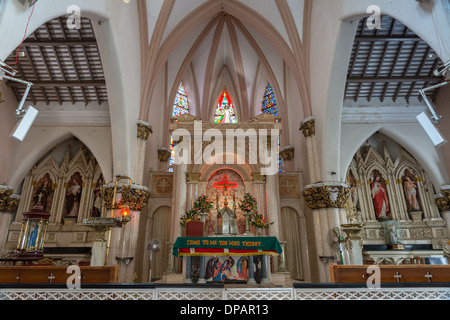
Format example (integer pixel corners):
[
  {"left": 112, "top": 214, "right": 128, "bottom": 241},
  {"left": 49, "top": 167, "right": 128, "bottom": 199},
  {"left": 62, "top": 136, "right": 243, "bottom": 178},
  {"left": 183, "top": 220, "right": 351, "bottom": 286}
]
[
  {"left": 261, "top": 83, "right": 278, "bottom": 116},
  {"left": 172, "top": 82, "right": 190, "bottom": 117},
  {"left": 214, "top": 91, "right": 237, "bottom": 123}
]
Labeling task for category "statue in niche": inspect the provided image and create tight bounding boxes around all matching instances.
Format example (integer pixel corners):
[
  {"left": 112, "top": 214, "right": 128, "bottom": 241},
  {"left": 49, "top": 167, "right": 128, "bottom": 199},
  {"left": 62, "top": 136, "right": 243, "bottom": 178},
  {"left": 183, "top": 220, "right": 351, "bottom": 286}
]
[
  {"left": 65, "top": 172, "right": 83, "bottom": 217},
  {"left": 32, "top": 173, "right": 53, "bottom": 212},
  {"left": 370, "top": 170, "right": 391, "bottom": 220},
  {"left": 347, "top": 170, "right": 360, "bottom": 211},
  {"left": 91, "top": 175, "right": 104, "bottom": 217},
  {"left": 402, "top": 169, "right": 421, "bottom": 212}
]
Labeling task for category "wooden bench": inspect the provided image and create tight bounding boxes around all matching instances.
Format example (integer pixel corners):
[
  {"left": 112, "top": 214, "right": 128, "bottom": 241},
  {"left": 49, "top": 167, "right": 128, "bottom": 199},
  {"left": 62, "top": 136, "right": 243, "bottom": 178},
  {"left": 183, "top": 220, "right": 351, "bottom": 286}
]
[
  {"left": 330, "top": 263, "right": 450, "bottom": 283},
  {"left": 0, "top": 265, "right": 118, "bottom": 284}
]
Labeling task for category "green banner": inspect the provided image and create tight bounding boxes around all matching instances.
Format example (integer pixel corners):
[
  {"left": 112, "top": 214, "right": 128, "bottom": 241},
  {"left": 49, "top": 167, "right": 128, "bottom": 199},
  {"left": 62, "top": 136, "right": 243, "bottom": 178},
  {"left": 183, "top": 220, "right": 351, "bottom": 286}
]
[{"left": 173, "top": 236, "right": 282, "bottom": 257}]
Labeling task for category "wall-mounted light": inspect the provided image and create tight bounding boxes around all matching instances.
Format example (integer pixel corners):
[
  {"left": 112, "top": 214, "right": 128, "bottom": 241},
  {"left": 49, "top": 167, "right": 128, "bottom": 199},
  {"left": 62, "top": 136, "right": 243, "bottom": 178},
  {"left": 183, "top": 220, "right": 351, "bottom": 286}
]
[{"left": 111, "top": 176, "right": 133, "bottom": 225}]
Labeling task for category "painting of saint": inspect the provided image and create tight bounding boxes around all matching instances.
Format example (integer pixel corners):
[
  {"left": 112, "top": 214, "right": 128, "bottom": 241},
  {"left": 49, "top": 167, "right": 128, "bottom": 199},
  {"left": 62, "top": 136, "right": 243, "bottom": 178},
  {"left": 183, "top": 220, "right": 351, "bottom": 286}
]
[
  {"left": 402, "top": 169, "right": 421, "bottom": 212},
  {"left": 65, "top": 172, "right": 83, "bottom": 217},
  {"left": 31, "top": 173, "right": 53, "bottom": 212},
  {"left": 91, "top": 175, "right": 104, "bottom": 217},
  {"left": 370, "top": 170, "right": 390, "bottom": 220}
]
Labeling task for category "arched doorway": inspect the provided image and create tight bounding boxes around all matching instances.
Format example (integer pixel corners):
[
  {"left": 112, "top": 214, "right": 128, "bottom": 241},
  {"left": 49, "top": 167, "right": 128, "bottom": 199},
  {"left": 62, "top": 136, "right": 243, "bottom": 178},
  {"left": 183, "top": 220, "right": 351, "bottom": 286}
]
[{"left": 149, "top": 206, "right": 172, "bottom": 281}]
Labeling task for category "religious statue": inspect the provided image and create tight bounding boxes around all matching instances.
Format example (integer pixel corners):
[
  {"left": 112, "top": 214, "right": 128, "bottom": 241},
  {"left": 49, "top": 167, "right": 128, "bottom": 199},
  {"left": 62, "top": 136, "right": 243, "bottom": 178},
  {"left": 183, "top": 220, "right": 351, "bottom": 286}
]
[
  {"left": 91, "top": 175, "right": 104, "bottom": 217},
  {"left": 66, "top": 173, "right": 82, "bottom": 217},
  {"left": 370, "top": 170, "right": 390, "bottom": 220},
  {"left": 402, "top": 170, "right": 421, "bottom": 212},
  {"left": 32, "top": 175, "right": 52, "bottom": 211}
]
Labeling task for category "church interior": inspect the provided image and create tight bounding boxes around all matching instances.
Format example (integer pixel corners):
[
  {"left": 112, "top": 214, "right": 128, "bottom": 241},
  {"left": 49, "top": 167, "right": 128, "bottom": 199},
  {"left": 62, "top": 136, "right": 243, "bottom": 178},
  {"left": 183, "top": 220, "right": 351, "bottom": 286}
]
[{"left": 0, "top": 0, "right": 450, "bottom": 300}]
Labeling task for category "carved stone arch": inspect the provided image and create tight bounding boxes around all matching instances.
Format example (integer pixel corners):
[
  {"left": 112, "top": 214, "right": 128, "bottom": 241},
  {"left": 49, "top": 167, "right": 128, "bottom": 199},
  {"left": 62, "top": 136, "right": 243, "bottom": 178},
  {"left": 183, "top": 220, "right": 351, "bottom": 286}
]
[
  {"left": 199, "top": 163, "right": 253, "bottom": 183},
  {"left": 362, "top": 146, "right": 386, "bottom": 169}
]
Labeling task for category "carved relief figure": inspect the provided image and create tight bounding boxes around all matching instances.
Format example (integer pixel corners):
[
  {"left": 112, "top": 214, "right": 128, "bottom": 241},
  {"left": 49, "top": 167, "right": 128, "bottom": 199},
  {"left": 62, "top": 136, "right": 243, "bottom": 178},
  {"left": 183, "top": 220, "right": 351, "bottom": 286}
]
[
  {"left": 31, "top": 173, "right": 53, "bottom": 212},
  {"left": 402, "top": 169, "right": 421, "bottom": 212},
  {"left": 370, "top": 170, "right": 390, "bottom": 220},
  {"left": 66, "top": 172, "right": 83, "bottom": 217}
]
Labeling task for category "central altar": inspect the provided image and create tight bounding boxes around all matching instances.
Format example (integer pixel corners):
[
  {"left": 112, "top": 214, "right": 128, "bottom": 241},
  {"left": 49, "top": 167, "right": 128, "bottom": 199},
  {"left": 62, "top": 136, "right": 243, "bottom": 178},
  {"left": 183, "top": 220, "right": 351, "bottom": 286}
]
[{"left": 173, "top": 236, "right": 282, "bottom": 284}]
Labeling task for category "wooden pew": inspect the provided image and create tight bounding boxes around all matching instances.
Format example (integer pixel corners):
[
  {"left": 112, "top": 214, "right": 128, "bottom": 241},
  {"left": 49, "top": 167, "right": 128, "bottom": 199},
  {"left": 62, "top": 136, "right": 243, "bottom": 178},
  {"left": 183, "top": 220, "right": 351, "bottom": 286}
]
[
  {"left": 0, "top": 265, "right": 118, "bottom": 284},
  {"left": 330, "top": 263, "right": 450, "bottom": 283}
]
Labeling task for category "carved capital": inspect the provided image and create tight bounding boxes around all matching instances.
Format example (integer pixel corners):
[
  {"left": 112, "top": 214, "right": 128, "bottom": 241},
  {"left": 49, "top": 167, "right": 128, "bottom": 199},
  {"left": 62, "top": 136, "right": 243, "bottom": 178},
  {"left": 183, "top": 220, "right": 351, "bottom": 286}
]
[
  {"left": 299, "top": 117, "right": 315, "bottom": 137},
  {"left": 302, "top": 182, "right": 349, "bottom": 210},
  {"left": 187, "top": 173, "right": 201, "bottom": 183},
  {"left": 158, "top": 147, "right": 172, "bottom": 161},
  {"left": 279, "top": 145, "right": 294, "bottom": 161},
  {"left": 137, "top": 120, "right": 153, "bottom": 141},
  {"left": 102, "top": 183, "right": 150, "bottom": 211},
  {"left": 435, "top": 189, "right": 450, "bottom": 212},
  {"left": 252, "top": 172, "right": 266, "bottom": 182},
  {"left": 0, "top": 186, "right": 20, "bottom": 213}
]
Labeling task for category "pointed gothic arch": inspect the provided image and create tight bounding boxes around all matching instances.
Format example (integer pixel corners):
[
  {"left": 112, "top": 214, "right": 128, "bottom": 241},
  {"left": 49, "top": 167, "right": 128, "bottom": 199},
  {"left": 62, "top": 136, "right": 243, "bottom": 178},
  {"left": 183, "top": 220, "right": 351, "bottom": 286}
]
[{"left": 261, "top": 82, "right": 278, "bottom": 117}]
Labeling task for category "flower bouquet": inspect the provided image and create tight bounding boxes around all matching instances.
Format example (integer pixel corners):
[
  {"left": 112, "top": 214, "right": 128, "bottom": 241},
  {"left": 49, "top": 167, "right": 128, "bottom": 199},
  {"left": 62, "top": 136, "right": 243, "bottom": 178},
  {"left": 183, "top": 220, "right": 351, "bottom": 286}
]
[
  {"left": 192, "top": 194, "right": 214, "bottom": 213},
  {"left": 249, "top": 212, "right": 274, "bottom": 229},
  {"left": 238, "top": 193, "right": 258, "bottom": 213}
]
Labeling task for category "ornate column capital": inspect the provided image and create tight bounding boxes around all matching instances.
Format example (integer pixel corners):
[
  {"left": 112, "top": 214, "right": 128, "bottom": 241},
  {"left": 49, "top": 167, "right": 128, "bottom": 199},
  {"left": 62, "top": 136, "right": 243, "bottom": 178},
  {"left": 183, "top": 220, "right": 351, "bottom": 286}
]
[
  {"left": 299, "top": 116, "right": 315, "bottom": 137},
  {"left": 279, "top": 145, "right": 294, "bottom": 161},
  {"left": 186, "top": 173, "right": 201, "bottom": 183},
  {"left": 137, "top": 120, "right": 153, "bottom": 141},
  {"left": 0, "top": 185, "right": 20, "bottom": 213},
  {"left": 302, "top": 182, "right": 349, "bottom": 210},
  {"left": 435, "top": 185, "right": 450, "bottom": 212},
  {"left": 252, "top": 172, "right": 266, "bottom": 182},
  {"left": 102, "top": 182, "right": 150, "bottom": 211},
  {"left": 158, "top": 147, "right": 172, "bottom": 161}
]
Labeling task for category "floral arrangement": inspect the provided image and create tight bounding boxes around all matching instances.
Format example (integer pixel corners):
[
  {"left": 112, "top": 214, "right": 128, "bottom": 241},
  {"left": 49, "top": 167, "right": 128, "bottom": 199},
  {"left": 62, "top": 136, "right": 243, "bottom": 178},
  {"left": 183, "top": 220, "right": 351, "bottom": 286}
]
[
  {"left": 192, "top": 194, "right": 214, "bottom": 213},
  {"left": 180, "top": 208, "right": 200, "bottom": 228},
  {"left": 238, "top": 193, "right": 258, "bottom": 213},
  {"left": 249, "top": 212, "right": 274, "bottom": 229}
]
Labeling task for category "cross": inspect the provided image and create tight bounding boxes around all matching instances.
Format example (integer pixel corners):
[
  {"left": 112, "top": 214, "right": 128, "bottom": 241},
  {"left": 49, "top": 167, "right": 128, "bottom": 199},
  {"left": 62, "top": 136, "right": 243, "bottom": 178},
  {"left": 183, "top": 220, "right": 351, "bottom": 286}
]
[
  {"left": 213, "top": 175, "right": 237, "bottom": 195},
  {"left": 393, "top": 271, "right": 402, "bottom": 283},
  {"left": 282, "top": 179, "right": 294, "bottom": 193},
  {"left": 16, "top": 273, "right": 22, "bottom": 284},
  {"left": 48, "top": 273, "right": 56, "bottom": 284},
  {"left": 425, "top": 272, "right": 433, "bottom": 283},
  {"left": 157, "top": 178, "right": 171, "bottom": 193}
]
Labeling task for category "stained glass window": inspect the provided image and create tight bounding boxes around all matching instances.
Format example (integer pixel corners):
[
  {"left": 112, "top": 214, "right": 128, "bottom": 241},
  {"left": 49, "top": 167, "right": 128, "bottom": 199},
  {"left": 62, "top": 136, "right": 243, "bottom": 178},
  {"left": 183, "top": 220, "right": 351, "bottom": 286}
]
[
  {"left": 169, "top": 135, "right": 175, "bottom": 172},
  {"left": 172, "top": 82, "right": 190, "bottom": 117},
  {"left": 214, "top": 91, "right": 237, "bottom": 123},
  {"left": 261, "top": 83, "right": 278, "bottom": 116}
]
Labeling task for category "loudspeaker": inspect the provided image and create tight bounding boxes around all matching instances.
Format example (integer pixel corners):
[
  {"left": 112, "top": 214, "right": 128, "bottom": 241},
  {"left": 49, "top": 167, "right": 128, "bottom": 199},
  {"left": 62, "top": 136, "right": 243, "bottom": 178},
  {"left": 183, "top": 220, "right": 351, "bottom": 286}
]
[{"left": 416, "top": 112, "right": 447, "bottom": 148}]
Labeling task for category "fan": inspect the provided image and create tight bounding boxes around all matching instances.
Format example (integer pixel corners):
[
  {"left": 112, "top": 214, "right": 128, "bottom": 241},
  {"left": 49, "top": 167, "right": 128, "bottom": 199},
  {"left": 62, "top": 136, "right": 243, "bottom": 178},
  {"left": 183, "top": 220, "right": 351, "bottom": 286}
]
[
  {"left": 148, "top": 239, "right": 160, "bottom": 282},
  {"left": 328, "top": 227, "right": 346, "bottom": 263}
]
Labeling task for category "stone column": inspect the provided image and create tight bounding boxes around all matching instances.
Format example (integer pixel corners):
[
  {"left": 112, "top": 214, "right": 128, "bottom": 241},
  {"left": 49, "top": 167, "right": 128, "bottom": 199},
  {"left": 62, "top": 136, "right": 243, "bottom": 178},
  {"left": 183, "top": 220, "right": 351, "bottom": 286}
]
[
  {"left": 0, "top": 186, "right": 20, "bottom": 257},
  {"left": 340, "top": 223, "right": 364, "bottom": 265},
  {"left": 302, "top": 182, "right": 349, "bottom": 282},
  {"left": 300, "top": 117, "right": 320, "bottom": 183}
]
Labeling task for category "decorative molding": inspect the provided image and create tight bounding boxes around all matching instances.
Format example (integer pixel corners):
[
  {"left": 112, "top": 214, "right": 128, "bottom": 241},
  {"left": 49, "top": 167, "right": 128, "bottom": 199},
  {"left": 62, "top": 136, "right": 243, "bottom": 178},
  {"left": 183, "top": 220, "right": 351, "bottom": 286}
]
[
  {"left": 279, "top": 174, "right": 300, "bottom": 197},
  {"left": 299, "top": 117, "right": 315, "bottom": 137},
  {"left": 186, "top": 173, "right": 201, "bottom": 183},
  {"left": 137, "top": 120, "right": 153, "bottom": 141},
  {"left": 302, "top": 182, "right": 349, "bottom": 210},
  {"left": 341, "top": 106, "right": 427, "bottom": 124},
  {"left": 435, "top": 189, "right": 450, "bottom": 212},
  {"left": 151, "top": 175, "right": 173, "bottom": 198}
]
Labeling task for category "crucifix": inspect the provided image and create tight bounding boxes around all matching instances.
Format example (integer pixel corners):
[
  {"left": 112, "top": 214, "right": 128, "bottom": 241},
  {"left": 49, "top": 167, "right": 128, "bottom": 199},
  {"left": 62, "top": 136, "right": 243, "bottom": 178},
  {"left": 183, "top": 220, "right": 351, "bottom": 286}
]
[
  {"left": 393, "top": 271, "right": 402, "bottom": 283},
  {"left": 47, "top": 273, "right": 56, "bottom": 284},
  {"left": 425, "top": 271, "right": 433, "bottom": 283},
  {"left": 213, "top": 175, "right": 238, "bottom": 196}
]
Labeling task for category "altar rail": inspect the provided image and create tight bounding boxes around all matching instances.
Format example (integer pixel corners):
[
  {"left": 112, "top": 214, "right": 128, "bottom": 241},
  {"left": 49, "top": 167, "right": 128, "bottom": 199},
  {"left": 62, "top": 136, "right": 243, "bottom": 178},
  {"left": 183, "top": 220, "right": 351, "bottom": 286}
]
[{"left": 0, "top": 283, "right": 449, "bottom": 300}]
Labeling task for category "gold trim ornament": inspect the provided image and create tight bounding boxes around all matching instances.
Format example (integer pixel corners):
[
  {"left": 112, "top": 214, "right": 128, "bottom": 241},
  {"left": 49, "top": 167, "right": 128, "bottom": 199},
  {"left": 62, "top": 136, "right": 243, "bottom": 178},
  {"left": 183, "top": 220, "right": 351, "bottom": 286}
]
[
  {"left": 102, "top": 178, "right": 151, "bottom": 212},
  {"left": 299, "top": 117, "right": 315, "bottom": 137},
  {"left": 137, "top": 120, "right": 153, "bottom": 141},
  {"left": 302, "top": 183, "right": 349, "bottom": 210},
  {"left": 157, "top": 147, "right": 172, "bottom": 161}
]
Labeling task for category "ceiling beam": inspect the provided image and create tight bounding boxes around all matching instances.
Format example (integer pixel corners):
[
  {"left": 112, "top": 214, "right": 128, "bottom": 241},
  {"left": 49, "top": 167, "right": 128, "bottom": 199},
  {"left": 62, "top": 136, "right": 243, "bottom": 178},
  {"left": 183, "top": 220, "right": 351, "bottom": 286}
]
[
  {"left": 22, "top": 39, "right": 97, "bottom": 46},
  {"left": 346, "top": 76, "right": 440, "bottom": 83},
  {"left": 353, "top": 36, "right": 422, "bottom": 42},
  {"left": 6, "top": 80, "right": 106, "bottom": 87}
]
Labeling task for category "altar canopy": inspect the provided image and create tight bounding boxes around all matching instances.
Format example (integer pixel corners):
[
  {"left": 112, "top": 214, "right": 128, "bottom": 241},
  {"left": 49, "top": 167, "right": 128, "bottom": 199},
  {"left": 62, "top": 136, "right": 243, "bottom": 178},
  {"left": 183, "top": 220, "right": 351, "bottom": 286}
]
[{"left": 173, "top": 236, "right": 282, "bottom": 257}]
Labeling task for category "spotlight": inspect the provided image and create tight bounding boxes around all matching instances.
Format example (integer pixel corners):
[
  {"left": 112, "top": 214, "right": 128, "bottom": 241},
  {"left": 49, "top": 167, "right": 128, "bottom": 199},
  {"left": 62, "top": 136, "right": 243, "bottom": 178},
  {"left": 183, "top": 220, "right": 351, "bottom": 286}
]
[{"left": 416, "top": 112, "right": 447, "bottom": 148}]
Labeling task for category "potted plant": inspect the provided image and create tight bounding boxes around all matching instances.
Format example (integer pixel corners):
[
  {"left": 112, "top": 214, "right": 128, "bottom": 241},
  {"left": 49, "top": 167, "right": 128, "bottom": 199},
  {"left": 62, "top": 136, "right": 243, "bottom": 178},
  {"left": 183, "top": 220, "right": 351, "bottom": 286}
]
[
  {"left": 249, "top": 212, "right": 274, "bottom": 236},
  {"left": 180, "top": 208, "right": 200, "bottom": 228},
  {"left": 238, "top": 193, "right": 258, "bottom": 213}
]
